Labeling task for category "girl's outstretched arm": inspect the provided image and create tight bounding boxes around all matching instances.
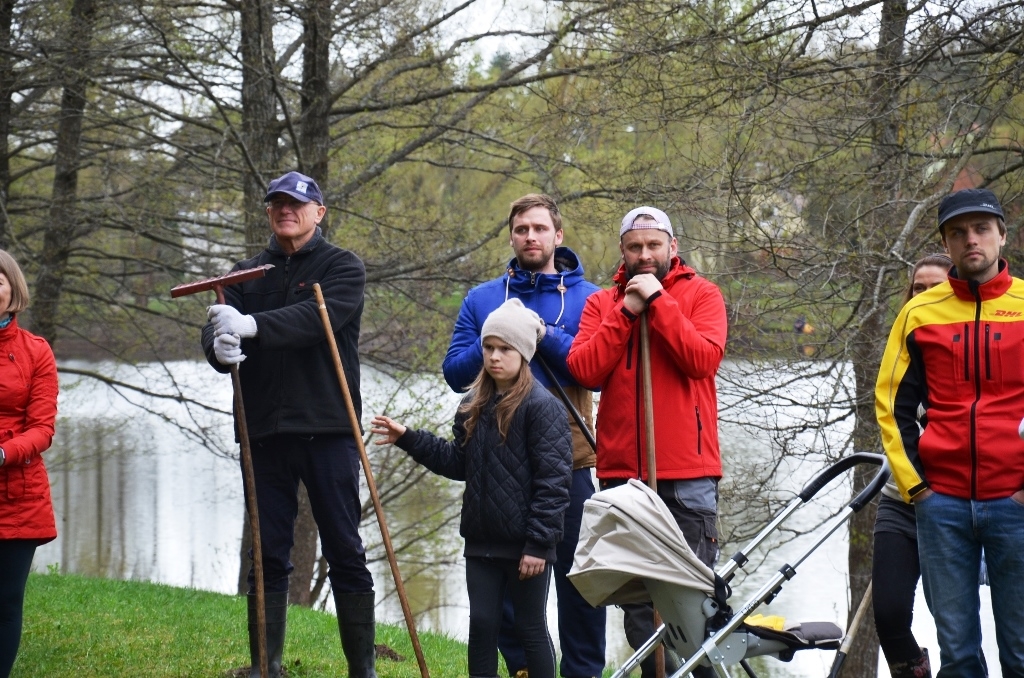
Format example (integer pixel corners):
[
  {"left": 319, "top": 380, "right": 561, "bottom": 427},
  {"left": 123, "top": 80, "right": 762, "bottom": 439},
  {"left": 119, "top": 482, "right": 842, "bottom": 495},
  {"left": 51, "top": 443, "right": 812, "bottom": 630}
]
[{"left": 370, "top": 415, "right": 407, "bottom": 444}]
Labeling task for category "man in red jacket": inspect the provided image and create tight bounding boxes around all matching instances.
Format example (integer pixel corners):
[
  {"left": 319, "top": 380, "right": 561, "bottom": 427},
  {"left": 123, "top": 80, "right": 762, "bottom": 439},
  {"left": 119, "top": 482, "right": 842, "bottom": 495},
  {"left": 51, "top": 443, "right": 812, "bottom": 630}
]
[{"left": 567, "top": 206, "right": 727, "bottom": 678}]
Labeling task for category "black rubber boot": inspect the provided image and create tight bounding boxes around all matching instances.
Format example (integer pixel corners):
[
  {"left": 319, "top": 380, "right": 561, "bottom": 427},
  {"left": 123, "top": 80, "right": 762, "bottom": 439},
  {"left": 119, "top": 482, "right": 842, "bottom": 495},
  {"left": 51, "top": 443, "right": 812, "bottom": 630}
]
[
  {"left": 889, "top": 648, "right": 931, "bottom": 678},
  {"left": 335, "top": 590, "right": 378, "bottom": 678},
  {"left": 248, "top": 591, "right": 288, "bottom": 678}
]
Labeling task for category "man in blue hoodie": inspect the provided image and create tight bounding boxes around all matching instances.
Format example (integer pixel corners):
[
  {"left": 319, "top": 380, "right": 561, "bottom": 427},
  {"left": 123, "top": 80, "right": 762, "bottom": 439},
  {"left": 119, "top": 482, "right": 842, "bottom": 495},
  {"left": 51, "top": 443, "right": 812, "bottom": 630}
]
[{"left": 443, "top": 194, "right": 605, "bottom": 678}]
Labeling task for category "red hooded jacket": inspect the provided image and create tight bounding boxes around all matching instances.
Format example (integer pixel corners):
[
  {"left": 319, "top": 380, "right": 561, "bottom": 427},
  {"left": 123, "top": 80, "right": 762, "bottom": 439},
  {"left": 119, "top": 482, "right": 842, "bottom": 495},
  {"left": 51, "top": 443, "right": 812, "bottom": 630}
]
[
  {"left": 0, "top": 316, "right": 58, "bottom": 542},
  {"left": 567, "top": 258, "right": 726, "bottom": 482}
]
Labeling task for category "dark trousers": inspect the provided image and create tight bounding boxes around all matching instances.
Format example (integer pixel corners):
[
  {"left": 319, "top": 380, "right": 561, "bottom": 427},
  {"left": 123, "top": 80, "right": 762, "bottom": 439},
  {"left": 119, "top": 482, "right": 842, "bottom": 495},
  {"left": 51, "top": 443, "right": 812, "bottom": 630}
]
[
  {"left": 246, "top": 433, "right": 373, "bottom": 594},
  {"left": 873, "top": 530, "right": 923, "bottom": 665},
  {"left": 467, "top": 556, "right": 555, "bottom": 678},
  {"left": 0, "top": 540, "right": 37, "bottom": 678},
  {"left": 498, "top": 469, "right": 607, "bottom": 677},
  {"left": 613, "top": 481, "right": 718, "bottom": 678}
]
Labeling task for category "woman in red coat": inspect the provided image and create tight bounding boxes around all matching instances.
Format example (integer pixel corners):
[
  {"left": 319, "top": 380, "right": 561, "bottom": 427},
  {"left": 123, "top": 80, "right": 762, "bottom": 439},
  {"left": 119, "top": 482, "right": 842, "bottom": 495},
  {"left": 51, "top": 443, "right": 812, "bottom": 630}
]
[{"left": 0, "top": 250, "right": 58, "bottom": 678}]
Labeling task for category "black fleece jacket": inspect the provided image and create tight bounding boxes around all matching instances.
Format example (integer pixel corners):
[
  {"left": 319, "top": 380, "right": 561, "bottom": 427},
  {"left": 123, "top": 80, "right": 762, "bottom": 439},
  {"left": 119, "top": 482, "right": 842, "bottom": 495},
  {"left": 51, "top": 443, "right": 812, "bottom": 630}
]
[
  {"left": 201, "top": 228, "right": 364, "bottom": 441},
  {"left": 395, "top": 382, "right": 573, "bottom": 562}
]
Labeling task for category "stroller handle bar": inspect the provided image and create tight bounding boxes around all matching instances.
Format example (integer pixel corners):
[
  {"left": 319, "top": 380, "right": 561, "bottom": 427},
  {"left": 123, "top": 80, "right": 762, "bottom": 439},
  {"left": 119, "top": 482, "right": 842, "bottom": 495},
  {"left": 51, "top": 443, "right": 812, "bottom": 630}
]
[
  {"left": 722, "top": 452, "right": 889, "bottom": 583},
  {"left": 798, "top": 451, "right": 888, "bottom": 506}
]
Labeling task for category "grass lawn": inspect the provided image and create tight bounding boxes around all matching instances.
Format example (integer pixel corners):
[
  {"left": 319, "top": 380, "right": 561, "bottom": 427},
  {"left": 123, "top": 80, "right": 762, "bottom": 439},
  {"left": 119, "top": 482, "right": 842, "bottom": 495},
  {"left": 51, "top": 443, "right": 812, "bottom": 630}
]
[{"left": 15, "top": 573, "right": 469, "bottom": 677}]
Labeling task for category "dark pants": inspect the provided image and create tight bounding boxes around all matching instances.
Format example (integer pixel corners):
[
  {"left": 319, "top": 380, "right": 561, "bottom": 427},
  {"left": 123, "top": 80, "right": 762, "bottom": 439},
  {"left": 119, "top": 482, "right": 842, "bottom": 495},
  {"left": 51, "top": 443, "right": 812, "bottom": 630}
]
[
  {"left": 0, "top": 540, "right": 37, "bottom": 678},
  {"left": 611, "top": 480, "right": 718, "bottom": 678},
  {"left": 873, "top": 527, "right": 923, "bottom": 665},
  {"left": 498, "top": 469, "right": 606, "bottom": 677},
  {"left": 467, "top": 556, "right": 555, "bottom": 678},
  {"left": 246, "top": 433, "right": 373, "bottom": 594}
]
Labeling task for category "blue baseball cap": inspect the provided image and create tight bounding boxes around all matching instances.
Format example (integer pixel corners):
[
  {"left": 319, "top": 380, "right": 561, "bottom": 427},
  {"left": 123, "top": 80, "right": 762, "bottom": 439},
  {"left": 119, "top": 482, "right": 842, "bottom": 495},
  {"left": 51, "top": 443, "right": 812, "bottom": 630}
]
[
  {"left": 937, "top": 188, "right": 1004, "bottom": 231},
  {"left": 264, "top": 171, "right": 324, "bottom": 204}
]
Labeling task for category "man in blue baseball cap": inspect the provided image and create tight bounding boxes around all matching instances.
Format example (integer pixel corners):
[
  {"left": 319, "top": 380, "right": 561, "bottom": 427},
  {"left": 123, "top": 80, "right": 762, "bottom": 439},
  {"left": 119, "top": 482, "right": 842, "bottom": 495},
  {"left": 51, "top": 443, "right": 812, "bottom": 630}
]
[
  {"left": 201, "top": 170, "right": 378, "bottom": 677},
  {"left": 877, "top": 187, "right": 1024, "bottom": 678}
]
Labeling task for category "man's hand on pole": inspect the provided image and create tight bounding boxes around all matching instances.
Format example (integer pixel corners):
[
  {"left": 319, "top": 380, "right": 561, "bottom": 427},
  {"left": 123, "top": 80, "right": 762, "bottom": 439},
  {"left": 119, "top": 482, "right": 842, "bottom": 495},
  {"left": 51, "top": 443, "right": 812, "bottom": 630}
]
[
  {"left": 208, "top": 304, "right": 258, "bottom": 338},
  {"left": 214, "top": 333, "right": 246, "bottom": 365},
  {"left": 623, "top": 273, "right": 663, "bottom": 315}
]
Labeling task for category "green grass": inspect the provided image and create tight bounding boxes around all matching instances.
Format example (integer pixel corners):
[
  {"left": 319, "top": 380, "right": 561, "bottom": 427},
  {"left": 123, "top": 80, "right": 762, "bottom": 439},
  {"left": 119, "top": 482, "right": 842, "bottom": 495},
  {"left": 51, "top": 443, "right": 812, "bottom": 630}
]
[{"left": 15, "top": 573, "right": 469, "bottom": 677}]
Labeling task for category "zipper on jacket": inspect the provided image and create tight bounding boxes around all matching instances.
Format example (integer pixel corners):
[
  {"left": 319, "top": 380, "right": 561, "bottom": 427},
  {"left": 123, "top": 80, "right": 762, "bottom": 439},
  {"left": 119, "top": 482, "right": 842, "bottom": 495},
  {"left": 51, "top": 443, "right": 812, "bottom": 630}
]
[
  {"left": 969, "top": 283, "right": 982, "bottom": 500},
  {"left": 985, "top": 324, "right": 991, "bottom": 381},
  {"left": 695, "top": 406, "right": 703, "bottom": 456},
  {"left": 962, "top": 322, "right": 970, "bottom": 381},
  {"left": 626, "top": 331, "right": 634, "bottom": 370}
]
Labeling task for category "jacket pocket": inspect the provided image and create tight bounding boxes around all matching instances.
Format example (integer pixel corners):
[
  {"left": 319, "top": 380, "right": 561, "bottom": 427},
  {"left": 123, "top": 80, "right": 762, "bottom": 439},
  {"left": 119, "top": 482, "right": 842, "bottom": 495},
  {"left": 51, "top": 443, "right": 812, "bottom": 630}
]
[
  {"left": 5, "top": 465, "right": 25, "bottom": 499},
  {"left": 22, "top": 458, "right": 48, "bottom": 498}
]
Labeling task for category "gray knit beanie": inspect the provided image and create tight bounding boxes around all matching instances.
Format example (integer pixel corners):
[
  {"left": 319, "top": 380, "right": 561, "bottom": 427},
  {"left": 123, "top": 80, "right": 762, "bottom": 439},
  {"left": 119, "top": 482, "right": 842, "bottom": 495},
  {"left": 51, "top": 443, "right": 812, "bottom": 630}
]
[{"left": 481, "top": 298, "right": 543, "bottom": 363}]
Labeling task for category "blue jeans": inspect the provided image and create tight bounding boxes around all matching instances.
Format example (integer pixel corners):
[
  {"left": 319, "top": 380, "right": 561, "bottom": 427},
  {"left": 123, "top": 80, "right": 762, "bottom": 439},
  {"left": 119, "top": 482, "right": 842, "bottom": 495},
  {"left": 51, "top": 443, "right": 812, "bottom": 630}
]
[
  {"left": 246, "top": 433, "right": 374, "bottom": 594},
  {"left": 916, "top": 491, "right": 1024, "bottom": 678},
  {"left": 498, "top": 469, "right": 606, "bottom": 677}
]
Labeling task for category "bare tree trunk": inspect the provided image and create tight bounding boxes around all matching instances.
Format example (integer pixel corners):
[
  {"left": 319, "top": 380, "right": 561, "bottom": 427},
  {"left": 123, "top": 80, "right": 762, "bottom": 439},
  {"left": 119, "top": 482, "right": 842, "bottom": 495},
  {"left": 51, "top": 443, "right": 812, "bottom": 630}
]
[
  {"left": 0, "top": 0, "right": 15, "bottom": 250},
  {"left": 232, "top": 0, "right": 280, "bottom": 594},
  {"left": 32, "top": 0, "right": 98, "bottom": 345},
  {"left": 847, "top": 2, "right": 910, "bottom": 676},
  {"left": 239, "top": 0, "right": 277, "bottom": 258},
  {"left": 281, "top": 0, "right": 335, "bottom": 605},
  {"left": 288, "top": 483, "right": 319, "bottom": 606},
  {"left": 299, "top": 0, "right": 330, "bottom": 186}
]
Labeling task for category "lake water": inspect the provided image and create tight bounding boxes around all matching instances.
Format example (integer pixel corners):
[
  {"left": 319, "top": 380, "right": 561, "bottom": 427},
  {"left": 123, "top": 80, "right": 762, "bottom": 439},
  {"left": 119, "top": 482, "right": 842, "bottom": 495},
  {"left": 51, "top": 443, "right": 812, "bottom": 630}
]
[{"left": 33, "top": 359, "right": 999, "bottom": 676}]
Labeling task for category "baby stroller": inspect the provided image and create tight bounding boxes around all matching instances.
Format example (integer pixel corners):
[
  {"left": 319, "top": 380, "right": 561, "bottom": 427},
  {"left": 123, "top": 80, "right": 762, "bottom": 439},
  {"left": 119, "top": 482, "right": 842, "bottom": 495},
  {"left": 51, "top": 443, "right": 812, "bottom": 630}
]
[{"left": 568, "top": 452, "right": 888, "bottom": 678}]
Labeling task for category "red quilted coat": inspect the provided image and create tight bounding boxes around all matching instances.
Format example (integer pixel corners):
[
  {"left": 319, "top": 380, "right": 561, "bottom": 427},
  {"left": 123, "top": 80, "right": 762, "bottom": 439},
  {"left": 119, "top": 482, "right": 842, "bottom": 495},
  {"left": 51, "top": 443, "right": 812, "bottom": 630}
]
[{"left": 0, "top": 316, "right": 58, "bottom": 542}]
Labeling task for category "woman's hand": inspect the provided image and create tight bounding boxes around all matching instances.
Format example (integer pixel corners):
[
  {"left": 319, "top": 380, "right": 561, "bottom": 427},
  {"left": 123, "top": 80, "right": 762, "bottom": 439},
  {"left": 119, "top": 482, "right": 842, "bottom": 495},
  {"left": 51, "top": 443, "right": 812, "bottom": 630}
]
[
  {"left": 519, "top": 554, "right": 546, "bottom": 580},
  {"left": 370, "top": 415, "right": 407, "bottom": 445}
]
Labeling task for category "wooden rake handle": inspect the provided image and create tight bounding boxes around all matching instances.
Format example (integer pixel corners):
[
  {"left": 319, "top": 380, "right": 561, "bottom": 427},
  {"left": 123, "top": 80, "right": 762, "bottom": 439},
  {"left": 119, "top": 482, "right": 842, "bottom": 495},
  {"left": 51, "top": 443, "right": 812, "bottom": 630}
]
[{"left": 312, "top": 284, "right": 429, "bottom": 678}]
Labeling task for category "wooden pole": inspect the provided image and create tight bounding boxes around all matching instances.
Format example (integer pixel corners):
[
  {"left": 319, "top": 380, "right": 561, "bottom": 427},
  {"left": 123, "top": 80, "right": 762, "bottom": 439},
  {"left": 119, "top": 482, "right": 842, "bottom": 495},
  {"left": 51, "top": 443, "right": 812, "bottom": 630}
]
[
  {"left": 173, "top": 266, "right": 274, "bottom": 678},
  {"left": 639, "top": 313, "right": 665, "bottom": 678},
  {"left": 312, "top": 284, "right": 430, "bottom": 678},
  {"left": 218, "top": 287, "right": 268, "bottom": 678}
]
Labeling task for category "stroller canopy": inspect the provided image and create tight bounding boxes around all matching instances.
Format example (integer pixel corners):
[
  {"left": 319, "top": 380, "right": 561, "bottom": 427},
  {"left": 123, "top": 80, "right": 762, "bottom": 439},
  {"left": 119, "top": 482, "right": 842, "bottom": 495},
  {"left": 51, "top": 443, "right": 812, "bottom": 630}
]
[{"left": 568, "top": 479, "right": 717, "bottom": 607}]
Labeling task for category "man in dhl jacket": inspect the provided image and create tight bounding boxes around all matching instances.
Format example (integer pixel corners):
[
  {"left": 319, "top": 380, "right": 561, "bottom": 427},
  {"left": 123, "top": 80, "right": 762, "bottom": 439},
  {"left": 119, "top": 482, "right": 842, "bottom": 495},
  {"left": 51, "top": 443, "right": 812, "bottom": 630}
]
[{"left": 876, "top": 188, "right": 1024, "bottom": 678}]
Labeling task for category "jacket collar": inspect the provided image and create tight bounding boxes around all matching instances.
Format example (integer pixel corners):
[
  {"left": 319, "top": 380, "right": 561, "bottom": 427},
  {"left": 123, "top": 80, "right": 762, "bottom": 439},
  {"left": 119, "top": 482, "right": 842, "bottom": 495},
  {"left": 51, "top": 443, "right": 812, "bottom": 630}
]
[
  {"left": 502, "top": 246, "right": 586, "bottom": 294},
  {"left": 267, "top": 226, "right": 323, "bottom": 256},
  {"left": 948, "top": 258, "right": 1012, "bottom": 301},
  {"left": 0, "top": 314, "right": 18, "bottom": 346},
  {"left": 611, "top": 256, "right": 695, "bottom": 298}
]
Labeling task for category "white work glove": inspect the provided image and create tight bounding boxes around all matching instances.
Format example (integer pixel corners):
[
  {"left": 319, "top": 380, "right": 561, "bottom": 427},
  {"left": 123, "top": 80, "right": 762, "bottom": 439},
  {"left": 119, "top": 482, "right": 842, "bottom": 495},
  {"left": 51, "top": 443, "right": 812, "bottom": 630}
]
[
  {"left": 1019, "top": 415, "right": 1024, "bottom": 440},
  {"left": 208, "top": 304, "right": 257, "bottom": 338},
  {"left": 214, "top": 333, "right": 246, "bottom": 365}
]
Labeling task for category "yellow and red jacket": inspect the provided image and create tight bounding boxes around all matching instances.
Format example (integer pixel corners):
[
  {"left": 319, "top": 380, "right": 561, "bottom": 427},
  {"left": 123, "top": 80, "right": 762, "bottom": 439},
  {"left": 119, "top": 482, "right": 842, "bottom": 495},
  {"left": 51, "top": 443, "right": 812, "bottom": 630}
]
[
  {"left": 876, "top": 260, "right": 1024, "bottom": 502},
  {"left": 567, "top": 258, "right": 726, "bottom": 482}
]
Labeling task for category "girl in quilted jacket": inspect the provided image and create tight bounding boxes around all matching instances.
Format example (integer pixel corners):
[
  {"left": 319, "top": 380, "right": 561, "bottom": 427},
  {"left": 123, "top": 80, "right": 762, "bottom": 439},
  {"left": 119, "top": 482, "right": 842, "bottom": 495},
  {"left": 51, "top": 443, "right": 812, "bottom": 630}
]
[
  {"left": 372, "top": 299, "right": 572, "bottom": 678},
  {"left": 0, "top": 250, "right": 59, "bottom": 678}
]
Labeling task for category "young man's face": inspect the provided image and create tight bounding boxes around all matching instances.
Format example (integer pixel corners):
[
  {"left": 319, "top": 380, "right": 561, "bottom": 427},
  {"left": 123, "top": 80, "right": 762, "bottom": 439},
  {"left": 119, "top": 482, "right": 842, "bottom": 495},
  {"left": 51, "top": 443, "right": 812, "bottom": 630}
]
[
  {"left": 620, "top": 220, "right": 677, "bottom": 280},
  {"left": 942, "top": 213, "right": 1005, "bottom": 284},
  {"left": 510, "top": 206, "right": 563, "bottom": 274}
]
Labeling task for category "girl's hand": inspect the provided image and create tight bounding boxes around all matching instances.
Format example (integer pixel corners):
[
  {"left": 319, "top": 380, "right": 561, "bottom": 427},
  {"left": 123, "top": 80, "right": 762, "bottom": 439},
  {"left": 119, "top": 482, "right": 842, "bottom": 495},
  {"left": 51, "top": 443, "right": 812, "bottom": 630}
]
[
  {"left": 370, "top": 415, "right": 407, "bottom": 445},
  {"left": 519, "top": 554, "right": 546, "bottom": 580}
]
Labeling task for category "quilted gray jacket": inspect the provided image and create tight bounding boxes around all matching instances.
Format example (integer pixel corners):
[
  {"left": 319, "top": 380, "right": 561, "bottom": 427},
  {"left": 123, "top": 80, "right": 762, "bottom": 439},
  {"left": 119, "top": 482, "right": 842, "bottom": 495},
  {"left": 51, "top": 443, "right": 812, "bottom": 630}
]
[{"left": 396, "top": 382, "right": 572, "bottom": 561}]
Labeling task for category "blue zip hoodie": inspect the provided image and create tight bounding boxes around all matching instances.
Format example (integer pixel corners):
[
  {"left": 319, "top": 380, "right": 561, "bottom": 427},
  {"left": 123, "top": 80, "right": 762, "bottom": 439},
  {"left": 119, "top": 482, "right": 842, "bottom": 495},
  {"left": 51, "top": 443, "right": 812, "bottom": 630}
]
[{"left": 443, "top": 247, "right": 599, "bottom": 393}]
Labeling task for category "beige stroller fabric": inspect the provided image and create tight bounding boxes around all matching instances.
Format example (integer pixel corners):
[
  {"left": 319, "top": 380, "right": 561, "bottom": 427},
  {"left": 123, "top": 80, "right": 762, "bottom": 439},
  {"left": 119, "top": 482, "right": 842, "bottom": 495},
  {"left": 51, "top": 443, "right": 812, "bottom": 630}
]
[{"left": 568, "top": 479, "right": 716, "bottom": 607}]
